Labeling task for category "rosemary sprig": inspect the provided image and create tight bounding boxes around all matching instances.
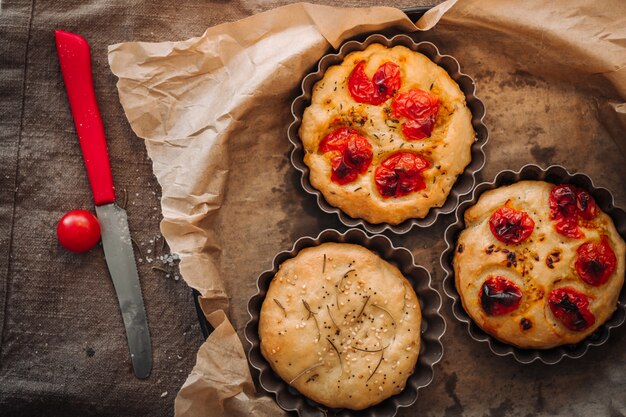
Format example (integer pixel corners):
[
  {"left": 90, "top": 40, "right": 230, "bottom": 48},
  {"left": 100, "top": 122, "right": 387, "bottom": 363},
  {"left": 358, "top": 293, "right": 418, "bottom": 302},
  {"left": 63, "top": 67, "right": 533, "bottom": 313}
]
[
  {"left": 302, "top": 299, "right": 313, "bottom": 320},
  {"left": 367, "top": 349, "right": 385, "bottom": 382},
  {"left": 274, "top": 298, "right": 287, "bottom": 317},
  {"left": 303, "top": 299, "right": 320, "bottom": 341},
  {"left": 151, "top": 266, "right": 169, "bottom": 274},
  {"left": 357, "top": 295, "right": 371, "bottom": 319},
  {"left": 373, "top": 304, "right": 397, "bottom": 327},
  {"left": 339, "top": 269, "right": 355, "bottom": 289},
  {"left": 350, "top": 344, "right": 388, "bottom": 353},
  {"left": 305, "top": 373, "right": 319, "bottom": 383},
  {"left": 289, "top": 361, "right": 324, "bottom": 384},
  {"left": 326, "top": 305, "right": 340, "bottom": 333},
  {"left": 322, "top": 254, "right": 326, "bottom": 273},
  {"left": 327, "top": 338, "right": 342, "bottom": 369}
]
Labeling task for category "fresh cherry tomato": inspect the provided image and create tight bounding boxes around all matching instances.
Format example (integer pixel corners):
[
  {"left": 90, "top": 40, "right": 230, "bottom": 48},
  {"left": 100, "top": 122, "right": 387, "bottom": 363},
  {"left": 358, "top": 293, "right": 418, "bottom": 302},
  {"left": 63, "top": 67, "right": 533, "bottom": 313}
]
[
  {"left": 319, "top": 127, "right": 373, "bottom": 185},
  {"left": 374, "top": 152, "right": 430, "bottom": 198},
  {"left": 391, "top": 88, "right": 439, "bottom": 140},
  {"left": 489, "top": 207, "right": 535, "bottom": 244},
  {"left": 348, "top": 61, "right": 401, "bottom": 105},
  {"left": 549, "top": 184, "right": 598, "bottom": 239},
  {"left": 575, "top": 236, "right": 617, "bottom": 286},
  {"left": 57, "top": 209, "right": 101, "bottom": 253},
  {"left": 479, "top": 276, "right": 522, "bottom": 316},
  {"left": 548, "top": 287, "right": 595, "bottom": 331}
]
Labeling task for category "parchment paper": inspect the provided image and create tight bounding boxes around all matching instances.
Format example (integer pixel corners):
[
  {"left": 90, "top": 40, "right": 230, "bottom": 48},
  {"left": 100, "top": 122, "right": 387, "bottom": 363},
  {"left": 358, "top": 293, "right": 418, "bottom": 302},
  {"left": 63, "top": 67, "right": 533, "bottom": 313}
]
[{"left": 108, "top": 1, "right": 626, "bottom": 416}]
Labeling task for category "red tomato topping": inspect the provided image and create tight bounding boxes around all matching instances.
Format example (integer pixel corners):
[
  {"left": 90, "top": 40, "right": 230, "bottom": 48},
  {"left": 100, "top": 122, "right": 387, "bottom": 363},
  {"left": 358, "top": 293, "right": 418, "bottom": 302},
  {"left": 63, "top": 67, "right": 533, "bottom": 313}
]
[
  {"left": 374, "top": 152, "right": 430, "bottom": 198},
  {"left": 549, "top": 184, "right": 598, "bottom": 238},
  {"left": 392, "top": 88, "right": 439, "bottom": 140},
  {"left": 576, "top": 189, "right": 598, "bottom": 220},
  {"left": 348, "top": 61, "right": 401, "bottom": 105},
  {"left": 488, "top": 207, "right": 535, "bottom": 244},
  {"left": 575, "top": 236, "right": 617, "bottom": 286},
  {"left": 319, "top": 127, "right": 373, "bottom": 185},
  {"left": 548, "top": 287, "right": 595, "bottom": 331},
  {"left": 479, "top": 276, "right": 522, "bottom": 316}
]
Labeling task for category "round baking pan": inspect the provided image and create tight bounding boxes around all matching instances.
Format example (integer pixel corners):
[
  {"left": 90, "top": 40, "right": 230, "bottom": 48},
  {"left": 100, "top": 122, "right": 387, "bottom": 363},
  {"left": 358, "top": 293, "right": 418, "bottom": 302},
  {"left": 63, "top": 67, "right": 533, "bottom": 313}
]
[
  {"left": 244, "top": 228, "right": 445, "bottom": 416},
  {"left": 288, "top": 33, "right": 488, "bottom": 234},
  {"left": 440, "top": 164, "right": 626, "bottom": 364}
]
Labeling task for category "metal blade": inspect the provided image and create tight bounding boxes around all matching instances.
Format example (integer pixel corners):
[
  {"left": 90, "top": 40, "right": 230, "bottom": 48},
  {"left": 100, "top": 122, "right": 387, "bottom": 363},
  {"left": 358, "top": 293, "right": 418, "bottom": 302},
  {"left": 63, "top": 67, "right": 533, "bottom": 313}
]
[{"left": 96, "top": 203, "right": 152, "bottom": 379}]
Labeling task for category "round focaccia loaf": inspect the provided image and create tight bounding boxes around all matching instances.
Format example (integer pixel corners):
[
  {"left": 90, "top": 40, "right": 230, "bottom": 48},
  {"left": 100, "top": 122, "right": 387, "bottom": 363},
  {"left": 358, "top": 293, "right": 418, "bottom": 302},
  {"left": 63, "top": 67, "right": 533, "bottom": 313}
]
[
  {"left": 454, "top": 181, "right": 625, "bottom": 349},
  {"left": 299, "top": 43, "right": 475, "bottom": 225},
  {"left": 259, "top": 243, "right": 421, "bottom": 410}
]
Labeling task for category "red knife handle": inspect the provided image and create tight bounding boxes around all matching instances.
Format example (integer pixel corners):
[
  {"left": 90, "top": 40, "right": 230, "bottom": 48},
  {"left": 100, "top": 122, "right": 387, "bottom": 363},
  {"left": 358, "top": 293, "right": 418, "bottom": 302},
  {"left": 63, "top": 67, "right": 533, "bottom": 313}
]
[{"left": 55, "top": 30, "right": 115, "bottom": 206}]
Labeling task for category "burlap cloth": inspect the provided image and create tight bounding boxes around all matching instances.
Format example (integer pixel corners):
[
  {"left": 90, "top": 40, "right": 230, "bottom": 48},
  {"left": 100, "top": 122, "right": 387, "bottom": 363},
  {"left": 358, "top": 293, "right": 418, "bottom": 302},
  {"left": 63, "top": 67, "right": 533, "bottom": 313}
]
[{"left": 1, "top": 1, "right": 625, "bottom": 417}]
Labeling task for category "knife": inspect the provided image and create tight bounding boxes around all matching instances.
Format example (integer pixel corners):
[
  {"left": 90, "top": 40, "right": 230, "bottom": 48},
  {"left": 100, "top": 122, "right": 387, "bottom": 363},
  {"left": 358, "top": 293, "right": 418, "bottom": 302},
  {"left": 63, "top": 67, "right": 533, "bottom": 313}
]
[{"left": 55, "top": 30, "right": 152, "bottom": 379}]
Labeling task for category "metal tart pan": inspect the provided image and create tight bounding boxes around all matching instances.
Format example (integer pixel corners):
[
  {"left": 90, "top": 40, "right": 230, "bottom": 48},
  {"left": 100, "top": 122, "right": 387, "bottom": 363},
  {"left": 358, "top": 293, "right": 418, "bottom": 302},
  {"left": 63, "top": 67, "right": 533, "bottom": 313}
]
[
  {"left": 244, "top": 228, "right": 445, "bottom": 416},
  {"left": 440, "top": 164, "right": 626, "bottom": 364},
  {"left": 288, "top": 33, "right": 488, "bottom": 234}
]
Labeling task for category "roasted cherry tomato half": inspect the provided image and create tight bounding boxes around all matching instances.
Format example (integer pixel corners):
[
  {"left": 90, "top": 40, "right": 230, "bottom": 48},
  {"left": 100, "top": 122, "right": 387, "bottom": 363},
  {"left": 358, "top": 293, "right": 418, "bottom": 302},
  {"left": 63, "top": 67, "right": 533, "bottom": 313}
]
[
  {"left": 575, "top": 236, "right": 617, "bottom": 286},
  {"left": 479, "top": 276, "right": 523, "bottom": 316},
  {"left": 391, "top": 88, "right": 439, "bottom": 140},
  {"left": 548, "top": 287, "right": 595, "bottom": 331},
  {"left": 57, "top": 209, "right": 101, "bottom": 253},
  {"left": 489, "top": 207, "right": 535, "bottom": 244},
  {"left": 374, "top": 152, "right": 430, "bottom": 198},
  {"left": 348, "top": 61, "right": 401, "bottom": 105},
  {"left": 549, "top": 184, "right": 598, "bottom": 239},
  {"left": 319, "top": 127, "right": 373, "bottom": 185}
]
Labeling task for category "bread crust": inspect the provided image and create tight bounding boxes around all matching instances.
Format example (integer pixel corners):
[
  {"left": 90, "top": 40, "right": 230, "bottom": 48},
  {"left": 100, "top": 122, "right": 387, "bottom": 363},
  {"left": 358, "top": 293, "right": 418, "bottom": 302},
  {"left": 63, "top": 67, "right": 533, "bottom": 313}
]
[
  {"left": 454, "top": 181, "right": 625, "bottom": 349},
  {"left": 259, "top": 243, "right": 421, "bottom": 410},
  {"left": 299, "top": 44, "right": 475, "bottom": 224}
]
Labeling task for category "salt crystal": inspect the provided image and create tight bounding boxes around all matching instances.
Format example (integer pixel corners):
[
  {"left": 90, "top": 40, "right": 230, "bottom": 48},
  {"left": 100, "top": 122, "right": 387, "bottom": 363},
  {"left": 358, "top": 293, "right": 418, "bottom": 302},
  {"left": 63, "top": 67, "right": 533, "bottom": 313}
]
[{"left": 161, "top": 392, "right": 168, "bottom": 397}]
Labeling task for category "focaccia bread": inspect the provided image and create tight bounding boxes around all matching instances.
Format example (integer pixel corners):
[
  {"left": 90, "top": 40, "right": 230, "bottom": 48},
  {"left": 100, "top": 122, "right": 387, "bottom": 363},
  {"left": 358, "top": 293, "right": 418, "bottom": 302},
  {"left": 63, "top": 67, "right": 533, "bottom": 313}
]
[
  {"left": 299, "top": 43, "right": 475, "bottom": 225},
  {"left": 259, "top": 242, "right": 421, "bottom": 410},
  {"left": 454, "top": 181, "right": 625, "bottom": 349}
]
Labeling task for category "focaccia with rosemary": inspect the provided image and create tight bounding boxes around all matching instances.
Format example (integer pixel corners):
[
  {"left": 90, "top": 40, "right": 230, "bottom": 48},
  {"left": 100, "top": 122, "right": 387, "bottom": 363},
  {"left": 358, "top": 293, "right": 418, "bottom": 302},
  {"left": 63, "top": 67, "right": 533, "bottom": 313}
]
[{"left": 259, "top": 242, "right": 421, "bottom": 410}]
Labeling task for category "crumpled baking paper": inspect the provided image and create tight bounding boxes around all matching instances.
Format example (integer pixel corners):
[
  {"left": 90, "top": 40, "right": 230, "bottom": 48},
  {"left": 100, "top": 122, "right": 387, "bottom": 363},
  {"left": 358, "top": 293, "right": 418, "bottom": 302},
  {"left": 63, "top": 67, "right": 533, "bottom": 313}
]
[{"left": 107, "top": 1, "right": 625, "bottom": 416}]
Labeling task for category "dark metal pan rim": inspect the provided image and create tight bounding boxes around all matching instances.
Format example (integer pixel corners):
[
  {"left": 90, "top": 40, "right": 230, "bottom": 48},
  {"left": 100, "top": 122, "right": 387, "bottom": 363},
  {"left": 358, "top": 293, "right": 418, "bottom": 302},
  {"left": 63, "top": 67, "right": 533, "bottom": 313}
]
[
  {"left": 440, "top": 164, "right": 626, "bottom": 364},
  {"left": 287, "top": 33, "right": 489, "bottom": 235},
  {"left": 244, "top": 228, "right": 446, "bottom": 417}
]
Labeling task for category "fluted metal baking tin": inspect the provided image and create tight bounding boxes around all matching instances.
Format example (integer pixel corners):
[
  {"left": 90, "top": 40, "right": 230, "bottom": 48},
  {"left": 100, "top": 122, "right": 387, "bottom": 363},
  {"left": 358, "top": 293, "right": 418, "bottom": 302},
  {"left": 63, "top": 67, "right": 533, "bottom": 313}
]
[
  {"left": 244, "top": 228, "right": 446, "bottom": 416},
  {"left": 440, "top": 164, "right": 626, "bottom": 364},
  {"left": 288, "top": 33, "right": 488, "bottom": 234}
]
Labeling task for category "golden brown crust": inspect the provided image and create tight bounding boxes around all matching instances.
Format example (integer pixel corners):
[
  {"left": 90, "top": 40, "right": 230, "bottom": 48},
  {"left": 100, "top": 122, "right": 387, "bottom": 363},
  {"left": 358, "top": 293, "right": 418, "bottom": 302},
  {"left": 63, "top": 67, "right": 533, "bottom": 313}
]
[
  {"left": 299, "top": 43, "right": 475, "bottom": 225},
  {"left": 454, "top": 181, "right": 625, "bottom": 349},
  {"left": 259, "top": 243, "right": 421, "bottom": 410}
]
